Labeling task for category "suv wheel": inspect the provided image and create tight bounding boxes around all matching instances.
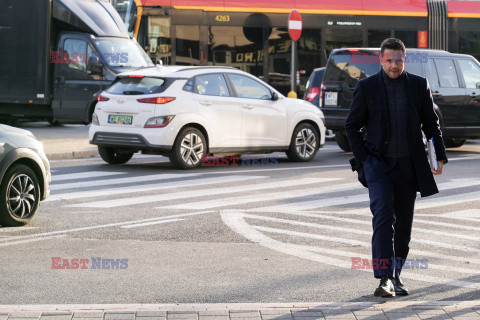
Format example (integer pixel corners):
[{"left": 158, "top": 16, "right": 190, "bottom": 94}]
[
  {"left": 0, "top": 164, "right": 40, "bottom": 226},
  {"left": 444, "top": 138, "right": 466, "bottom": 148},
  {"left": 170, "top": 127, "right": 207, "bottom": 169},
  {"left": 335, "top": 131, "right": 351, "bottom": 152},
  {"left": 98, "top": 146, "right": 134, "bottom": 165},
  {"left": 286, "top": 123, "right": 319, "bottom": 162}
]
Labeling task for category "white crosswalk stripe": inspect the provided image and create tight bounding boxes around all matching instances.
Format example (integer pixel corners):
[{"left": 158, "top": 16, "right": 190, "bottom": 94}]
[{"left": 39, "top": 167, "right": 480, "bottom": 289}]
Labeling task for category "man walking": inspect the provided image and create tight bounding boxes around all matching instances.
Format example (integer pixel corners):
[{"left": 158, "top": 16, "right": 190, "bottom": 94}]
[{"left": 345, "top": 38, "right": 447, "bottom": 297}]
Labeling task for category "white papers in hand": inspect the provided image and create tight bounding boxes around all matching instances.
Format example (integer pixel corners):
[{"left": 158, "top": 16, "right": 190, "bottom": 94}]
[{"left": 427, "top": 138, "right": 439, "bottom": 171}]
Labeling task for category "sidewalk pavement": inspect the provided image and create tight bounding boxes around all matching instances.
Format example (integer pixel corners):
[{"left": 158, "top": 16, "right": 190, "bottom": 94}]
[
  {"left": 17, "top": 122, "right": 480, "bottom": 161},
  {"left": 0, "top": 302, "right": 480, "bottom": 320}
]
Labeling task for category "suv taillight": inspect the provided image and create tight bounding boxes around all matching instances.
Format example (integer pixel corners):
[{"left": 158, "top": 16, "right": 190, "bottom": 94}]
[
  {"left": 305, "top": 87, "right": 319, "bottom": 102},
  {"left": 137, "top": 97, "right": 176, "bottom": 104},
  {"left": 98, "top": 95, "right": 109, "bottom": 102},
  {"left": 319, "top": 81, "right": 324, "bottom": 107}
]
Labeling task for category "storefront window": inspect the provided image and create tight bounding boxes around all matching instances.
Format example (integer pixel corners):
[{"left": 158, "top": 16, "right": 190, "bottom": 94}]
[
  {"left": 148, "top": 17, "right": 171, "bottom": 64},
  {"left": 176, "top": 25, "right": 200, "bottom": 65},
  {"left": 459, "top": 31, "right": 480, "bottom": 61},
  {"left": 368, "top": 30, "right": 391, "bottom": 47}
]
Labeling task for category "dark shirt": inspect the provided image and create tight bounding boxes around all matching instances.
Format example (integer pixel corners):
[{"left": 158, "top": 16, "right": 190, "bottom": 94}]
[{"left": 382, "top": 69, "right": 410, "bottom": 158}]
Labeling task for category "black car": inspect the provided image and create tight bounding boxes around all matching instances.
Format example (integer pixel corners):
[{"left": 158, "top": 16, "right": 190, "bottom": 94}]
[
  {"left": 304, "top": 67, "right": 325, "bottom": 107},
  {"left": 321, "top": 48, "right": 480, "bottom": 151}
]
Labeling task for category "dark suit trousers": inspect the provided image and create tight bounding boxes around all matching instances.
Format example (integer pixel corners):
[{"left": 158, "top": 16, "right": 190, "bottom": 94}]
[{"left": 363, "top": 155, "right": 417, "bottom": 278}]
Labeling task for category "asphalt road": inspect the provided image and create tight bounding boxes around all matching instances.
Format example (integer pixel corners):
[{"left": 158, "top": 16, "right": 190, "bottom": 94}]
[{"left": 0, "top": 141, "right": 479, "bottom": 304}]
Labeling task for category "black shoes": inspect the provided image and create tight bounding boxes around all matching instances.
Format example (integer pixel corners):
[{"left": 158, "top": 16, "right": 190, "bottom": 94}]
[
  {"left": 393, "top": 276, "right": 409, "bottom": 295},
  {"left": 374, "top": 276, "right": 395, "bottom": 297}
]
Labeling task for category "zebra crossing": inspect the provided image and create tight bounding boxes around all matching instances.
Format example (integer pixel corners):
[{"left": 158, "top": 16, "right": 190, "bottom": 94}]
[{"left": 18, "top": 165, "right": 480, "bottom": 290}]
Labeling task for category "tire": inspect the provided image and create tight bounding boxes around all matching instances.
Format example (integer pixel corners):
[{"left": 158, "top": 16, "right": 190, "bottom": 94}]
[
  {"left": 169, "top": 127, "right": 207, "bottom": 169},
  {"left": 0, "top": 164, "right": 40, "bottom": 226},
  {"left": 98, "top": 146, "right": 134, "bottom": 165},
  {"left": 286, "top": 123, "right": 319, "bottom": 162},
  {"left": 335, "top": 130, "right": 351, "bottom": 152},
  {"left": 444, "top": 138, "right": 466, "bottom": 148}
]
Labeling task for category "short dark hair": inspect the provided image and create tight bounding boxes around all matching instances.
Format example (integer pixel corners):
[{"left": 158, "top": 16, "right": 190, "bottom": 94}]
[{"left": 380, "top": 38, "right": 406, "bottom": 54}]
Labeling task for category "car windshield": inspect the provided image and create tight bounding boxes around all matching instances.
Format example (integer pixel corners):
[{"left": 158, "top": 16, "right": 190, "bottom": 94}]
[{"left": 94, "top": 38, "right": 154, "bottom": 68}]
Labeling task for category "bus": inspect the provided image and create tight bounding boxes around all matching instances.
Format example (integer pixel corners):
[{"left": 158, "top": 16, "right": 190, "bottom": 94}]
[{"left": 112, "top": 0, "right": 480, "bottom": 95}]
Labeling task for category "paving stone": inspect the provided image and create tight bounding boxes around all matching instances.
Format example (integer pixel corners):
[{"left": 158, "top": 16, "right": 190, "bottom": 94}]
[
  {"left": 104, "top": 314, "right": 135, "bottom": 320},
  {"left": 68, "top": 318, "right": 102, "bottom": 320},
  {"left": 444, "top": 311, "right": 478, "bottom": 317},
  {"left": 323, "top": 316, "right": 356, "bottom": 320},
  {"left": 9, "top": 313, "right": 42, "bottom": 318},
  {"left": 291, "top": 312, "right": 323, "bottom": 317},
  {"left": 414, "top": 311, "right": 448, "bottom": 316},
  {"left": 261, "top": 315, "right": 292, "bottom": 320},
  {"left": 416, "top": 315, "right": 452, "bottom": 320},
  {"left": 8, "top": 318, "right": 41, "bottom": 320},
  {"left": 166, "top": 315, "right": 197, "bottom": 320},
  {"left": 41, "top": 314, "right": 72, "bottom": 317},
  {"left": 385, "top": 316, "right": 420, "bottom": 320},
  {"left": 40, "top": 316, "right": 72, "bottom": 320},
  {"left": 354, "top": 316, "right": 389, "bottom": 320},
  {"left": 72, "top": 312, "right": 105, "bottom": 318},
  {"left": 291, "top": 317, "right": 325, "bottom": 320},
  {"left": 134, "top": 317, "right": 166, "bottom": 320},
  {"left": 136, "top": 312, "right": 167, "bottom": 317},
  {"left": 198, "top": 312, "right": 228, "bottom": 317},
  {"left": 197, "top": 317, "right": 229, "bottom": 320}
]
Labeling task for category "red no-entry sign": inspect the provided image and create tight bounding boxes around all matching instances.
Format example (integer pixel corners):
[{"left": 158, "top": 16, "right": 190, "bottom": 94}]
[{"left": 288, "top": 9, "right": 302, "bottom": 41}]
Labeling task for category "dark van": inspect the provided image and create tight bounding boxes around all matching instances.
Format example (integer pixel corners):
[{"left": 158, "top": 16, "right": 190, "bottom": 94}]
[{"left": 321, "top": 48, "right": 480, "bottom": 151}]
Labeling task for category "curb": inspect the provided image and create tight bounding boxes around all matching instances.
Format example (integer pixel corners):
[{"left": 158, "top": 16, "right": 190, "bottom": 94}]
[
  {"left": 0, "top": 302, "right": 479, "bottom": 312},
  {"left": 46, "top": 149, "right": 99, "bottom": 160}
]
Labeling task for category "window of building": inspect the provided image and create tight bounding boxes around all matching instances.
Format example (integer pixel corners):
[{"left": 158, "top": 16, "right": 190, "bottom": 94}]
[
  {"left": 394, "top": 31, "right": 417, "bottom": 48},
  {"left": 176, "top": 25, "right": 200, "bottom": 65},
  {"left": 459, "top": 31, "right": 480, "bottom": 61},
  {"left": 368, "top": 30, "right": 391, "bottom": 47},
  {"left": 325, "top": 29, "right": 363, "bottom": 58}
]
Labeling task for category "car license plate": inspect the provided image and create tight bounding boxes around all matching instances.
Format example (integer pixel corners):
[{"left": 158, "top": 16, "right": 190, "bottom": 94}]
[
  {"left": 108, "top": 115, "right": 133, "bottom": 125},
  {"left": 325, "top": 92, "right": 338, "bottom": 106}
]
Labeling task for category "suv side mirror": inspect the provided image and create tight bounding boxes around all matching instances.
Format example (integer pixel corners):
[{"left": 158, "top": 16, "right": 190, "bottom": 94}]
[
  {"left": 476, "top": 83, "right": 480, "bottom": 89},
  {"left": 87, "top": 56, "right": 103, "bottom": 76},
  {"left": 272, "top": 92, "right": 279, "bottom": 101}
]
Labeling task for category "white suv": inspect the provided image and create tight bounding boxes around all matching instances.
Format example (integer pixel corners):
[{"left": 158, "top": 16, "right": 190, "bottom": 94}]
[{"left": 90, "top": 66, "right": 326, "bottom": 169}]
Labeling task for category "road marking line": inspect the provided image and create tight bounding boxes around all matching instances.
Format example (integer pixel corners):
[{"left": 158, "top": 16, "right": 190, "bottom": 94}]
[
  {"left": 121, "top": 219, "right": 184, "bottom": 229},
  {"left": 240, "top": 211, "right": 480, "bottom": 259},
  {"left": 50, "top": 173, "right": 201, "bottom": 191},
  {"left": 0, "top": 211, "right": 214, "bottom": 244},
  {"left": 46, "top": 175, "right": 267, "bottom": 202},
  {"left": 0, "top": 235, "right": 66, "bottom": 247},
  {"left": 220, "top": 211, "right": 480, "bottom": 289},
  {"left": 69, "top": 178, "right": 340, "bottom": 208},
  {"left": 0, "top": 227, "right": 39, "bottom": 232},
  {"left": 52, "top": 171, "right": 125, "bottom": 182},
  {"left": 246, "top": 210, "right": 480, "bottom": 242},
  {"left": 163, "top": 182, "right": 361, "bottom": 210}
]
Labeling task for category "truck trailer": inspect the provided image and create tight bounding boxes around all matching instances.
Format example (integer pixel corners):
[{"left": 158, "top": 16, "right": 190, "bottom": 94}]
[{"left": 0, "top": 0, "right": 153, "bottom": 124}]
